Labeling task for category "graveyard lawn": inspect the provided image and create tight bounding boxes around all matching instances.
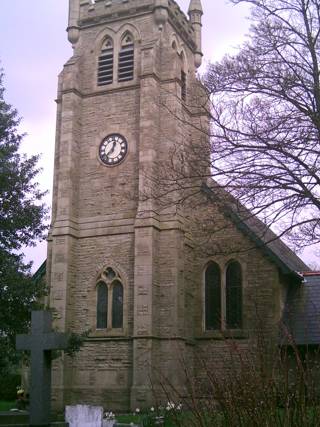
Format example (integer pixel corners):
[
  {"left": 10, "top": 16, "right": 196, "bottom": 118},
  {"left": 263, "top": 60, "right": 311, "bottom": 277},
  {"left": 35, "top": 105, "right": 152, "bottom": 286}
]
[
  {"left": 116, "top": 415, "right": 178, "bottom": 426},
  {"left": 115, "top": 408, "right": 320, "bottom": 426},
  {"left": 116, "top": 414, "right": 141, "bottom": 424},
  {"left": 0, "top": 401, "right": 15, "bottom": 411},
  {"left": 116, "top": 413, "right": 185, "bottom": 426}
]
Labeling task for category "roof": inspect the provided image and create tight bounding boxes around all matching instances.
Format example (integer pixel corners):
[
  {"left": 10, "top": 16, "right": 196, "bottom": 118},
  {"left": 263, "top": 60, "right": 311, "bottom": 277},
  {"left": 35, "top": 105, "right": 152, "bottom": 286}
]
[
  {"left": 239, "top": 212, "right": 309, "bottom": 274},
  {"left": 32, "top": 260, "right": 46, "bottom": 283},
  {"left": 201, "top": 182, "right": 310, "bottom": 279},
  {"left": 282, "top": 273, "right": 320, "bottom": 345}
]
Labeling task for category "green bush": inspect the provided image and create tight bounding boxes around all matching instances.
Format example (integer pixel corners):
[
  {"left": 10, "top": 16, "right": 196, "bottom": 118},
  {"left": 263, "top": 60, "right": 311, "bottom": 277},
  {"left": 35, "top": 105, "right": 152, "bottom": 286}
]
[{"left": 0, "top": 373, "right": 20, "bottom": 400}]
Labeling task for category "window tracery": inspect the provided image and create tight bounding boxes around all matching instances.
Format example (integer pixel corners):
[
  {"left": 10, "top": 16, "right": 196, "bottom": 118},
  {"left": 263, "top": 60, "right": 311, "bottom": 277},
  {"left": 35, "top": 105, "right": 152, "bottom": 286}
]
[{"left": 96, "top": 267, "right": 124, "bottom": 330}]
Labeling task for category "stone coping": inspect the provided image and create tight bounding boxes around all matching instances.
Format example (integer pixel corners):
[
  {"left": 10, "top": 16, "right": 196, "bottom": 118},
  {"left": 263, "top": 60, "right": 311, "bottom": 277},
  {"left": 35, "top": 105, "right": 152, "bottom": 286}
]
[
  {"left": 115, "top": 424, "right": 139, "bottom": 427},
  {"left": 0, "top": 424, "right": 138, "bottom": 427},
  {"left": 0, "top": 412, "right": 68, "bottom": 427},
  {"left": 0, "top": 412, "right": 139, "bottom": 427},
  {"left": 0, "top": 424, "right": 67, "bottom": 427},
  {"left": 0, "top": 412, "right": 29, "bottom": 425}
]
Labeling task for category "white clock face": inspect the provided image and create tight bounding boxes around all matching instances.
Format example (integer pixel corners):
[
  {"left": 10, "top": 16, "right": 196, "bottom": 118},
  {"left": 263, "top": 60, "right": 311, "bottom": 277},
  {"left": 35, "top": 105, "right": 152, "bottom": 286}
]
[{"left": 99, "top": 134, "right": 128, "bottom": 166}]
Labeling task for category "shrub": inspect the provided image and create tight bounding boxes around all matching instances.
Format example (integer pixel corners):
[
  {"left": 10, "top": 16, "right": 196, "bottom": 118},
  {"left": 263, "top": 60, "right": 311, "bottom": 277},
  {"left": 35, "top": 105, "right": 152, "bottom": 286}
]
[
  {"left": 153, "top": 329, "right": 320, "bottom": 427},
  {"left": 0, "top": 373, "right": 20, "bottom": 400}
]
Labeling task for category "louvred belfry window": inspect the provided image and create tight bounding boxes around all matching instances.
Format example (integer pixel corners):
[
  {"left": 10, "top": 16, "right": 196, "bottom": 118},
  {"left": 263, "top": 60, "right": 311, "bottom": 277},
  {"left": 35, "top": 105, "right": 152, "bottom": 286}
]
[
  {"left": 118, "top": 33, "right": 134, "bottom": 82},
  {"left": 98, "top": 38, "right": 114, "bottom": 86}
]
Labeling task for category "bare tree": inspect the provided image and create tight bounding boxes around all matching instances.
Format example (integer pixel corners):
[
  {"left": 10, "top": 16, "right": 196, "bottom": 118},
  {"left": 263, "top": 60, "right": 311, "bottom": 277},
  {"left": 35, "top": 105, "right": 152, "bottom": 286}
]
[
  {"left": 140, "top": 0, "right": 319, "bottom": 256},
  {"left": 203, "top": 0, "right": 320, "bottom": 250}
]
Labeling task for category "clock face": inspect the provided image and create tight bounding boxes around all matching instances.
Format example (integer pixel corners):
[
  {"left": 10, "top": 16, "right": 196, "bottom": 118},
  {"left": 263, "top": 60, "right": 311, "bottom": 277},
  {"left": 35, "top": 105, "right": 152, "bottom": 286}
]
[{"left": 99, "top": 134, "right": 128, "bottom": 166}]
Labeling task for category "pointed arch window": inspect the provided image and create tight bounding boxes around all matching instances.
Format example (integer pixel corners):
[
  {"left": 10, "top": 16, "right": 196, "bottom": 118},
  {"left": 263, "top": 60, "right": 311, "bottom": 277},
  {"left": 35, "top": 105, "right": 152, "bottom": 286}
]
[
  {"left": 204, "top": 260, "right": 243, "bottom": 331},
  {"left": 112, "top": 281, "right": 123, "bottom": 328},
  {"left": 181, "top": 70, "right": 187, "bottom": 102},
  {"left": 96, "top": 267, "right": 124, "bottom": 330},
  {"left": 180, "top": 52, "right": 187, "bottom": 102},
  {"left": 98, "top": 37, "right": 114, "bottom": 86},
  {"left": 96, "top": 282, "right": 108, "bottom": 329},
  {"left": 118, "top": 33, "right": 134, "bottom": 82},
  {"left": 226, "top": 261, "right": 242, "bottom": 329},
  {"left": 205, "top": 262, "right": 221, "bottom": 330}
]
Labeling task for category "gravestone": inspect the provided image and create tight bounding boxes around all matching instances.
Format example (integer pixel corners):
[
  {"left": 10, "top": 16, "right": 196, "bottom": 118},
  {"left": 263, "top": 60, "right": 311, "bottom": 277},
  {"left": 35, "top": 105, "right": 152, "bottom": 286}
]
[
  {"left": 16, "top": 311, "right": 69, "bottom": 426},
  {"left": 65, "top": 405, "right": 104, "bottom": 427},
  {"left": 64, "top": 406, "right": 140, "bottom": 427}
]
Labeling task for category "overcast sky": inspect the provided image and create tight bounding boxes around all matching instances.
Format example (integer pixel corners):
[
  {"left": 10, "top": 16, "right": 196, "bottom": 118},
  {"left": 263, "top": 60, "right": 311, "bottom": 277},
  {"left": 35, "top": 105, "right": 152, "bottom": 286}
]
[{"left": 1, "top": 0, "right": 317, "bottom": 270}]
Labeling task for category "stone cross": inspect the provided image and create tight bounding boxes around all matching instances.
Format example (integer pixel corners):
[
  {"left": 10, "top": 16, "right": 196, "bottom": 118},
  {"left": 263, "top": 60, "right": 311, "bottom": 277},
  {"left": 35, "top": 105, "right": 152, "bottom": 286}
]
[{"left": 16, "top": 311, "right": 69, "bottom": 426}]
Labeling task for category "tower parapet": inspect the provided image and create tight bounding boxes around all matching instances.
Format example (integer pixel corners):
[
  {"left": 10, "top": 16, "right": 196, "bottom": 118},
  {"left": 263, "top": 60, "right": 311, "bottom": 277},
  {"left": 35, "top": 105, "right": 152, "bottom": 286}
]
[
  {"left": 167, "top": 0, "right": 197, "bottom": 52},
  {"left": 68, "top": 0, "right": 200, "bottom": 66},
  {"left": 78, "top": 0, "right": 157, "bottom": 28}
]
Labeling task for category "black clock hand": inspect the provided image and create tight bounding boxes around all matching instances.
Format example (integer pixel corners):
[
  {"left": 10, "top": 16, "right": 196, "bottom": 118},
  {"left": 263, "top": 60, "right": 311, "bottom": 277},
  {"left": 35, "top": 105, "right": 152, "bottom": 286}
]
[{"left": 106, "top": 141, "right": 116, "bottom": 156}]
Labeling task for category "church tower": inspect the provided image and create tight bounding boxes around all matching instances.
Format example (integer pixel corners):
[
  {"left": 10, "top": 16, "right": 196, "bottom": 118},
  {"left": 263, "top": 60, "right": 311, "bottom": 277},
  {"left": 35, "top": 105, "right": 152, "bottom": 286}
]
[{"left": 48, "top": 0, "right": 206, "bottom": 411}]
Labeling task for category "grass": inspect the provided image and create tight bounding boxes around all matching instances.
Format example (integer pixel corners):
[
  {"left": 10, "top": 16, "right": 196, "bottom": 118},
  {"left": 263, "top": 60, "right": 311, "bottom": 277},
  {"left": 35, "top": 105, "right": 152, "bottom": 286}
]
[
  {"left": 0, "top": 401, "right": 16, "bottom": 411},
  {"left": 115, "top": 413, "right": 178, "bottom": 426},
  {"left": 116, "top": 414, "right": 141, "bottom": 423},
  {"left": 116, "top": 412, "right": 185, "bottom": 426}
]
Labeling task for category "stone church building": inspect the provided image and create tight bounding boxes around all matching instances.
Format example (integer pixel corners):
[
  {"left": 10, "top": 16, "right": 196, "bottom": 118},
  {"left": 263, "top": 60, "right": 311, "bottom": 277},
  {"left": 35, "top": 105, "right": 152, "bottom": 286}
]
[{"left": 45, "top": 0, "right": 313, "bottom": 412}]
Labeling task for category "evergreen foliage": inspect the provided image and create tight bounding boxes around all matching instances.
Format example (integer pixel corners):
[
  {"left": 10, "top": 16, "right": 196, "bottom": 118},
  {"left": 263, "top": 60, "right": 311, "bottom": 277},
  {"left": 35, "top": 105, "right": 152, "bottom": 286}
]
[{"left": 0, "top": 69, "right": 47, "bottom": 376}]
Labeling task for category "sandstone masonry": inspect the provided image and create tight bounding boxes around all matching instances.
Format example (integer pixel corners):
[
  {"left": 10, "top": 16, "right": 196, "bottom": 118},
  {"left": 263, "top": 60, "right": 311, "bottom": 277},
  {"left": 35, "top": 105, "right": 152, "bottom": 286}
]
[{"left": 47, "top": 0, "right": 307, "bottom": 412}]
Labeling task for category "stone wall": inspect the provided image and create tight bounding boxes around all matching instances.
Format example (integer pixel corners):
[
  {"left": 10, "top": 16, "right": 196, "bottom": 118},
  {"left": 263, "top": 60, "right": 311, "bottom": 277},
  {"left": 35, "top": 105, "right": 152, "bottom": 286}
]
[
  {"left": 183, "top": 198, "right": 284, "bottom": 389},
  {"left": 48, "top": 0, "right": 287, "bottom": 413}
]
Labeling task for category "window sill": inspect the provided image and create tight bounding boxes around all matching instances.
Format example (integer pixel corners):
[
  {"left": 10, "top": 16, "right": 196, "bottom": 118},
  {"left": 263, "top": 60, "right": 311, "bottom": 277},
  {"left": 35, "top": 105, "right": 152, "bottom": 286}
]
[
  {"left": 197, "top": 329, "right": 249, "bottom": 340},
  {"left": 90, "top": 328, "right": 126, "bottom": 338},
  {"left": 95, "top": 78, "right": 138, "bottom": 92}
]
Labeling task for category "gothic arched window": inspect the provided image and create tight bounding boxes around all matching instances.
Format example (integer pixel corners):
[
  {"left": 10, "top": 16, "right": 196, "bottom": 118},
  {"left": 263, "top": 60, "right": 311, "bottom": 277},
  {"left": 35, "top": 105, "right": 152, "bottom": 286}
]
[
  {"left": 96, "top": 282, "right": 108, "bottom": 329},
  {"left": 180, "top": 52, "right": 187, "bottom": 102},
  {"left": 181, "top": 70, "right": 187, "bottom": 102},
  {"left": 98, "top": 37, "right": 114, "bottom": 86},
  {"left": 226, "top": 261, "right": 242, "bottom": 329},
  {"left": 205, "top": 262, "right": 221, "bottom": 330},
  {"left": 112, "top": 281, "right": 123, "bottom": 328},
  {"left": 96, "top": 267, "right": 124, "bottom": 330},
  {"left": 118, "top": 33, "right": 134, "bottom": 82}
]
